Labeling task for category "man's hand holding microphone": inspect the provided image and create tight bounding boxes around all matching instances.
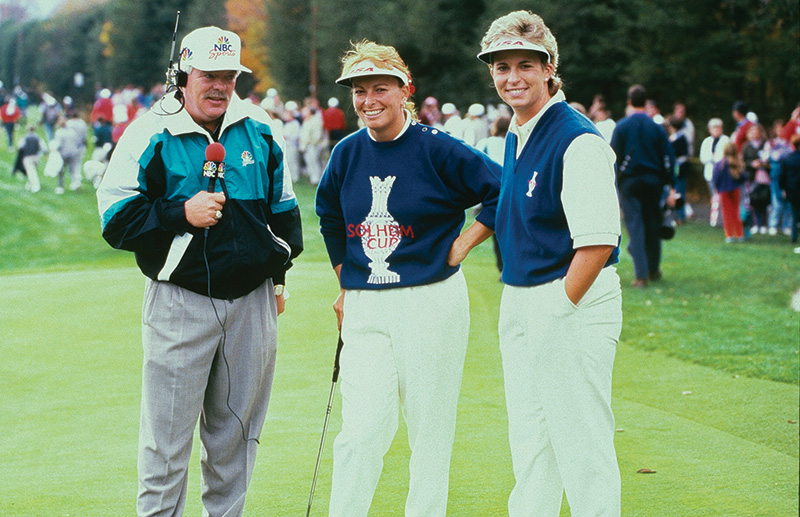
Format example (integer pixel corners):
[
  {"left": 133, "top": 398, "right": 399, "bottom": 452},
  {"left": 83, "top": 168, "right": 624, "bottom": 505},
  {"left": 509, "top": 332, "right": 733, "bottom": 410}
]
[
  {"left": 186, "top": 191, "right": 226, "bottom": 228},
  {"left": 186, "top": 142, "right": 226, "bottom": 228}
]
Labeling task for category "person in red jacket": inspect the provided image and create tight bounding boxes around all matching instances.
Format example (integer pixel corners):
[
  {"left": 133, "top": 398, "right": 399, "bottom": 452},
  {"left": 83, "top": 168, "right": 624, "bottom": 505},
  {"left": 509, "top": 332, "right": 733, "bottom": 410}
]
[
  {"left": 781, "top": 103, "right": 800, "bottom": 142},
  {"left": 90, "top": 88, "right": 114, "bottom": 125},
  {"left": 322, "top": 96, "right": 347, "bottom": 152},
  {"left": 1, "top": 98, "right": 22, "bottom": 148}
]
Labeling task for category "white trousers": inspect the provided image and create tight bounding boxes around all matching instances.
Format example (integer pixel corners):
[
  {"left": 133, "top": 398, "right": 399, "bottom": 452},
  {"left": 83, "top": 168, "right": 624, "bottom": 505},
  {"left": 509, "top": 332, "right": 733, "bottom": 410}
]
[
  {"left": 499, "top": 268, "right": 622, "bottom": 517},
  {"left": 329, "top": 271, "right": 469, "bottom": 517},
  {"left": 22, "top": 155, "right": 41, "bottom": 192},
  {"left": 303, "top": 144, "right": 324, "bottom": 185}
]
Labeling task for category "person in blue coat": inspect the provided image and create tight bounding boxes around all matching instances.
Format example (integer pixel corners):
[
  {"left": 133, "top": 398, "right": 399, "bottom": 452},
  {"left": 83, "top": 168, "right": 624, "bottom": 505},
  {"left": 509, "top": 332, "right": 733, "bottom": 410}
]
[
  {"left": 611, "top": 84, "right": 676, "bottom": 286},
  {"left": 316, "top": 39, "right": 500, "bottom": 516},
  {"left": 478, "top": 10, "right": 624, "bottom": 516}
]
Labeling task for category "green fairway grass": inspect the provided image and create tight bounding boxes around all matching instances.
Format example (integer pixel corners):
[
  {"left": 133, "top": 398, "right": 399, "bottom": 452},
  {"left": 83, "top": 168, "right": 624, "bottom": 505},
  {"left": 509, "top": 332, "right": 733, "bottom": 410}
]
[{"left": 1, "top": 164, "right": 797, "bottom": 515}]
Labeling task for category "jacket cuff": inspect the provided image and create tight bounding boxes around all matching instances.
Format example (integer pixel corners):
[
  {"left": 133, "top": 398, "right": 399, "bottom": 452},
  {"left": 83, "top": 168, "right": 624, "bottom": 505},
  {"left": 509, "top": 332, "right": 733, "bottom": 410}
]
[
  {"left": 158, "top": 199, "right": 192, "bottom": 234},
  {"left": 272, "top": 271, "right": 286, "bottom": 286}
]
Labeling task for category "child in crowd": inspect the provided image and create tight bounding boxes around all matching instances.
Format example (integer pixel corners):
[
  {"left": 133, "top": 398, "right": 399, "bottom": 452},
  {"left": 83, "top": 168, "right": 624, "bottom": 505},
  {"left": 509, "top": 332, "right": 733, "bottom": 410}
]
[
  {"left": 742, "top": 124, "right": 771, "bottom": 234},
  {"left": 699, "top": 118, "right": 729, "bottom": 227},
  {"left": 713, "top": 142, "right": 746, "bottom": 242}
]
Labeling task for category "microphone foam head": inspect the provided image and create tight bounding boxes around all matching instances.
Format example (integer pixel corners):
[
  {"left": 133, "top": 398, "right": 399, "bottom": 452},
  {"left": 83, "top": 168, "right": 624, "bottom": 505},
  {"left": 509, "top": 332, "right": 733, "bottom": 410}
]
[{"left": 205, "top": 142, "right": 226, "bottom": 162}]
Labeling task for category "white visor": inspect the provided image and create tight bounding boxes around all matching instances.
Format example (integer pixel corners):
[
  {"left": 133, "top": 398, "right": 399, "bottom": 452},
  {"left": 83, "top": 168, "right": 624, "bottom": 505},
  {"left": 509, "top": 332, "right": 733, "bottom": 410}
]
[
  {"left": 336, "top": 60, "right": 409, "bottom": 87},
  {"left": 477, "top": 37, "right": 551, "bottom": 64}
]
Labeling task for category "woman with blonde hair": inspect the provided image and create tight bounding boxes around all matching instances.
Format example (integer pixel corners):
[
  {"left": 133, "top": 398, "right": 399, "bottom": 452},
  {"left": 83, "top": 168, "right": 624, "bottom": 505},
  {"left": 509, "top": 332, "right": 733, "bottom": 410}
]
[
  {"left": 316, "top": 39, "right": 501, "bottom": 516},
  {"left": 478, "top": 10, "right": 623, "bottom": 516}
]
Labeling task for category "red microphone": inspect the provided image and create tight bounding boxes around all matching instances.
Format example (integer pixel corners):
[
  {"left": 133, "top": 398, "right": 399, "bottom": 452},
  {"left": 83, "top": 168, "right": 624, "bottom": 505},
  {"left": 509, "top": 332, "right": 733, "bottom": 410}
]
[{"left": 204, "top": 142, "right": 226, "bottom": 192}]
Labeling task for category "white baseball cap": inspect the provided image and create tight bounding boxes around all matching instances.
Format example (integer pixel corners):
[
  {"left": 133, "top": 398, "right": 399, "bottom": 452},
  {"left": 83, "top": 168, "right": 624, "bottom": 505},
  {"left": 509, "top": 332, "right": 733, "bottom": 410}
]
[
  {"left": 180, "top": 26, "right": 252, "bottom": 73},
  {"left": 477, "top": 36, "right": 551, "bottom": 64},
  {"left": 336, "top": 60, "right": 409, "bottom": 87},
  {"left": 468, "top": 103, "right": 485, "bottom": 117}
]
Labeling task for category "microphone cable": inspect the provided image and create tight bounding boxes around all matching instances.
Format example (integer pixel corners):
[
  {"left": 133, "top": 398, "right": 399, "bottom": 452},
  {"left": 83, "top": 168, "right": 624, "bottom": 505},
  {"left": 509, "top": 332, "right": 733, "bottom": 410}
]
[
  {"left": 202, "top": 177, "right": 260, "bottom": 445},
  {"left": 153, "top": 88, "right": 186, "bottom": 117}
]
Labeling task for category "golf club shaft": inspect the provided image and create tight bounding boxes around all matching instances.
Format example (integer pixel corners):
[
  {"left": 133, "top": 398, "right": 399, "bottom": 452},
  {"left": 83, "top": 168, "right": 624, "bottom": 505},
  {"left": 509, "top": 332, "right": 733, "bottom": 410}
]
[
  {"left": 306, "top": 334, "right": 345, "bottom": 516},
  {"left": 306, "top": 382, "right": 336, "bottom": 516}
]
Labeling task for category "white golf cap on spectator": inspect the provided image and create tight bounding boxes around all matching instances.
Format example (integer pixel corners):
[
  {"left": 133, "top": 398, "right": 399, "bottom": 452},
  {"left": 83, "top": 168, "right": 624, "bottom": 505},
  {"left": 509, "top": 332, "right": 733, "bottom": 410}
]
[
  {"left": 468, "top": 103, "right": 485, "bottom": 117},
  {"left": 477, "top": 36, "right": 551, "bottom": 64},
  {"left": 441, "top": 103, "right": 457, "bottom": 116},
  {"left": 336, "top": 60, "right": 409, "bottom": 87},
  {"left": 180, "top": 26, "right": 252, "bottom": 73}
]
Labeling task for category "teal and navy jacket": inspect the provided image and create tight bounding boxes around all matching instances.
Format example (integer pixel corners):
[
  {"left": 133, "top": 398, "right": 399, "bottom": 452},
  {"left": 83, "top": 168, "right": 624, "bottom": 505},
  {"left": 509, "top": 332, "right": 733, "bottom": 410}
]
[{"left": 97, "top": 93, "right": 303, "bottom": 299}]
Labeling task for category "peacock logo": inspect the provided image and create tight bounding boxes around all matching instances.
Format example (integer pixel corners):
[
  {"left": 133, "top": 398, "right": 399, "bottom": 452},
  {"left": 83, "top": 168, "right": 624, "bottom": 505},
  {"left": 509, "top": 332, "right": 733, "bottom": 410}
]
[{"left": 214, "top": 36, "right": 233, "bottom": 53}]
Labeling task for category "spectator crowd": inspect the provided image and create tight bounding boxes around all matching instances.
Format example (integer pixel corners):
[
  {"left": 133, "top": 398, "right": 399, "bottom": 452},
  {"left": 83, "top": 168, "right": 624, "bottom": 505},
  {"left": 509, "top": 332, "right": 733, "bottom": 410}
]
[{"left": 3, "top": 79, "right": 799, "bottom": 254}]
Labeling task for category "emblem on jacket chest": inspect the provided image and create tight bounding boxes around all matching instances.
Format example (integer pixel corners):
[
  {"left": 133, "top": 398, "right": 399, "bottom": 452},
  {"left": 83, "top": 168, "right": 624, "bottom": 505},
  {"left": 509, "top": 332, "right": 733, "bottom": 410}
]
[
  {"left": 361, "top": 176, "right": 401, "bottom": 284},
  {"left": 526, "top": 171, "right": 539, "bottom": 197}
]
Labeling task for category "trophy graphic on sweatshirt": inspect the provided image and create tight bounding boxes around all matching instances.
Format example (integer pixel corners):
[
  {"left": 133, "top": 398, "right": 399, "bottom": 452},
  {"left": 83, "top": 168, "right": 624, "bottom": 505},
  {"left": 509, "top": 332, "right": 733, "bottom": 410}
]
[{"left": 362, "top": 176, "right": 401, "bottom": 285}]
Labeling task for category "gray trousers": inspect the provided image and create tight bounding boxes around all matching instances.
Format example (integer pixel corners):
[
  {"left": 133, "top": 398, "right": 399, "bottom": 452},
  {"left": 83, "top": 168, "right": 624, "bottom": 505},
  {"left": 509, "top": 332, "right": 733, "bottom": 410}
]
[{"left": 138, "top": 279, "right": 277, "bottom": 517}]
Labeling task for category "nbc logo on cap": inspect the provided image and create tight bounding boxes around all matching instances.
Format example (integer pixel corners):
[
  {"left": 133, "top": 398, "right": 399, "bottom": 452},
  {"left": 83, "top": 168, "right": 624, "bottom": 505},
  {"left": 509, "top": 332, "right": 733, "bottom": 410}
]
[{"left": 180, "top": 26, "right": 252, "bottom": 73}]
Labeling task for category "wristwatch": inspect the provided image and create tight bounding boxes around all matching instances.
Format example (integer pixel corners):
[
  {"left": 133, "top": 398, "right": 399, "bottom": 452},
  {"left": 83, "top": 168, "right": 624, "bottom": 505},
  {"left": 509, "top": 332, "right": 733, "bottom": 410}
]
[{"left": 274, "top": 284, "right": 285, "bottom": 296}]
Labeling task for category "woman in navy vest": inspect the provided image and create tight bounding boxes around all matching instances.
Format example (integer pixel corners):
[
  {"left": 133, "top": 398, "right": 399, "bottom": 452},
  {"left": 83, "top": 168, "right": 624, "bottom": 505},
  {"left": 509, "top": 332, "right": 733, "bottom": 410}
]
[{"left": 478, "top": 11, "right": 624, "bottom": 517}]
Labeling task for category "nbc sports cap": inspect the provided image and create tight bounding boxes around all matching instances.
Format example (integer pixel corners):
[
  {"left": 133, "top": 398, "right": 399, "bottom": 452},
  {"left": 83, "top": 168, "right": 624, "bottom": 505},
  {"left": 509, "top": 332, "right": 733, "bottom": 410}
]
[
  {"left": 336, "top": 60, "right": 409, "bottom": 87},
  {"left": 180, "top": 26, "right": 252, "bottom": 73},
  {"left": 477, "top": 36, "right": 551, "bottom": 64}
]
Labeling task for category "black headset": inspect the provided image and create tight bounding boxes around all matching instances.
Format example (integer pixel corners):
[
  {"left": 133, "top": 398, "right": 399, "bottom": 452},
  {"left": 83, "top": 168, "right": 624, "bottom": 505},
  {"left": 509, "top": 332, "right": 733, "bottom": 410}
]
[{"left": 174, "top": 62, "right": 188, "bottom": 88}]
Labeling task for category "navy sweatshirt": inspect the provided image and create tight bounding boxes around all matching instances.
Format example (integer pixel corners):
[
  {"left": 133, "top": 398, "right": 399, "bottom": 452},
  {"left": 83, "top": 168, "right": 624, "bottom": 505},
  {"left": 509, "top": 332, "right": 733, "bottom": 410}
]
[{"left": 316, "top": 121, "right": 500, "bottom": 290}]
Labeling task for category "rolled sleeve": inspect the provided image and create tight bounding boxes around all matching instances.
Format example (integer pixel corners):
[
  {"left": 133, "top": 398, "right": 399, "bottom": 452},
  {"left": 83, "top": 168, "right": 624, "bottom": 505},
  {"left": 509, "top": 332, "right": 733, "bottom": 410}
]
[{"left": 562, "top": 133, "right": 621, "bottom": 248}]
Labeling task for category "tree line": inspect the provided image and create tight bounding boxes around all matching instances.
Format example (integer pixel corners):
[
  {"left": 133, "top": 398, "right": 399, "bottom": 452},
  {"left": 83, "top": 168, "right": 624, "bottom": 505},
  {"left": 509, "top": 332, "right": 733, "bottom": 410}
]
[{"left": 1, "top": 0, "right": 797, "bottom": 134}]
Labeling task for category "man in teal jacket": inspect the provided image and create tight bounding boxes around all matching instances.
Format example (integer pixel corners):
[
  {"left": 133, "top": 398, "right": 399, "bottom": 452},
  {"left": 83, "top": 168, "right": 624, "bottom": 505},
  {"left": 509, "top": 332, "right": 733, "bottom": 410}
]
[{"left": 97, "top": 26, "right": 302, "bottom": 516}]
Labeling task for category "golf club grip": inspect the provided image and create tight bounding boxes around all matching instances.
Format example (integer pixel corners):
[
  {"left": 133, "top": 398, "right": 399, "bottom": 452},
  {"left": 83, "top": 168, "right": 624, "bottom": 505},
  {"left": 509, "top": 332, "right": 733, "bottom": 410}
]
[{"left": 332, "top": 335, "right": 344, "bottom": 383}]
